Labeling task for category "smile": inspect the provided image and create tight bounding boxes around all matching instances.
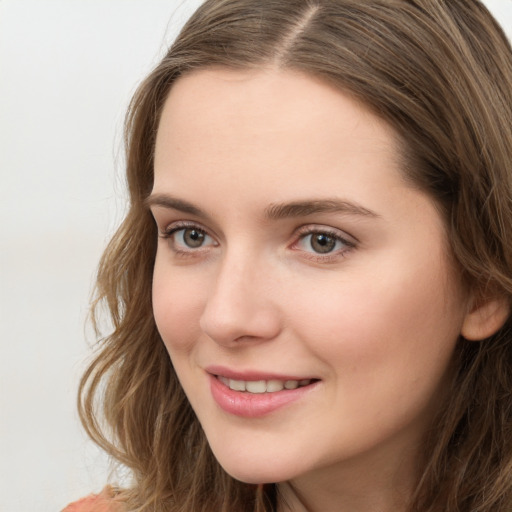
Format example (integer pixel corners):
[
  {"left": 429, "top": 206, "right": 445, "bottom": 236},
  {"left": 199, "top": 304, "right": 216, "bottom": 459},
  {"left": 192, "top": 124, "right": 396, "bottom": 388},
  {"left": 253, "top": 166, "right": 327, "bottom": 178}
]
[
  {"left": 209, "top": 372, "right": 320, "bottom": 418},
  {"left": 217, "top": 376, "right": 313, "bottom": 393}
]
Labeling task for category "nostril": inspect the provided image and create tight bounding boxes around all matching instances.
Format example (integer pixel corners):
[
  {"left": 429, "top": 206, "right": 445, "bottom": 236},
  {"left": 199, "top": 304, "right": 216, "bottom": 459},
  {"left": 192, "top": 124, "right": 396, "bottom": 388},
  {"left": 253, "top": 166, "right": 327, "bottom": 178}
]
[{"left": 233, "top": 334, "right": 258, "bottom": 342}]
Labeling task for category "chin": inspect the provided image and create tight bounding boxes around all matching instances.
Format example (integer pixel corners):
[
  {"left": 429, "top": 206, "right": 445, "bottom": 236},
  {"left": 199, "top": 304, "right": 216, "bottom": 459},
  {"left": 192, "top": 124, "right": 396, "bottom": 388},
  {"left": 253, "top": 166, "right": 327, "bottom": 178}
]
[
  {"left": 221, "top": 464, "right": 289, "bottom": 485},
  {"left": 212, "top": 447, "right": 301, "bottom": 484}
]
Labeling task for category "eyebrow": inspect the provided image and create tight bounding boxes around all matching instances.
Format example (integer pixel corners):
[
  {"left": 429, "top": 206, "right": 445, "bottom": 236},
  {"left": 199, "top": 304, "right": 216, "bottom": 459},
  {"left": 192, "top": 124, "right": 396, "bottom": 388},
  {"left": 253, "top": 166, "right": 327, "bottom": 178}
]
[
  {"left": 145, "top": 194, "right": 207, "bottom": 218},
  {"left": 264, "top": 199, "right": 379, "bottom": 220},
  {"left": 145, "top": 193, "right": 379, "bottom": 220}
]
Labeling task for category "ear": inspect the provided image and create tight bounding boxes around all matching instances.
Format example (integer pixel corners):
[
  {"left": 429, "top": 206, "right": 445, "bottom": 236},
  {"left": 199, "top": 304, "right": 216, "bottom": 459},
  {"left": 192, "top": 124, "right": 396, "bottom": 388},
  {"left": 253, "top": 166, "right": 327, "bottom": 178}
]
[{"left": 461, "top": 294, "right": 510, "bottom": 341}]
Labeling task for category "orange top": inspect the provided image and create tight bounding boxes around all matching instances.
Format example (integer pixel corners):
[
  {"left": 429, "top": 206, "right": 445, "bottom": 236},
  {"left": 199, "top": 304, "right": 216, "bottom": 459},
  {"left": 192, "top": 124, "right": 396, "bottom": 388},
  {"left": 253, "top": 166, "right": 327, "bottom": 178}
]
[{"left": 62, "top": 487, "right": 123, "bottom": 512}]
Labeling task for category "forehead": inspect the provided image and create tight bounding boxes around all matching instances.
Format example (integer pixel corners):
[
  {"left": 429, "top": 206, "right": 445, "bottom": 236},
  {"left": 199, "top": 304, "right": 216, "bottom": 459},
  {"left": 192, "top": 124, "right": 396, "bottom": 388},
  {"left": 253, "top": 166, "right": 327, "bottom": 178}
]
[
  {"left": 157, "top": 68, "right": 396, "bottom": 147},
  {"left": 152, "top": 68, "right": 410, "bottom": 222},
  {"left": 155, "top": 68, "right": 400, "bottom": 177}
]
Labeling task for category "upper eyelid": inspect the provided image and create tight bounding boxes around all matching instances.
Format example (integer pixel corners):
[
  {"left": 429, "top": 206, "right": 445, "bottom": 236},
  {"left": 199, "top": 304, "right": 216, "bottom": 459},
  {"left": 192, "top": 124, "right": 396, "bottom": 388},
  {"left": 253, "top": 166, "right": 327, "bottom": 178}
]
[
  {"left": 149, "top": 208, "right": 209, "bottom": 229},
  {"left": 160, "top": 219, "right": 212, "bottom": 236},
  {"left": 294, "top": 224, "right": 359, "bottom": 244}
]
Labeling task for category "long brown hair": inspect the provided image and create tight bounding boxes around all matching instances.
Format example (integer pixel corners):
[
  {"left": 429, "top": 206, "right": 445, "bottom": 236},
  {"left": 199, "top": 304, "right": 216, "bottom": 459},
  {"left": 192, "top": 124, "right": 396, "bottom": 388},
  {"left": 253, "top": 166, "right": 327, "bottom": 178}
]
[{"left": 79, "top": 1, "right": 512, "bottom": 510}]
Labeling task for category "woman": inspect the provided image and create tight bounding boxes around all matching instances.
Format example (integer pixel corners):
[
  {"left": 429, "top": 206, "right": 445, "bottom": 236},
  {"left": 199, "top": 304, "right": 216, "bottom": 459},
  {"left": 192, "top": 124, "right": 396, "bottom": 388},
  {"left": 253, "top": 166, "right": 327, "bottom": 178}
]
[{"left": 65, "top": 0, "right": 512, "bottom": 510}]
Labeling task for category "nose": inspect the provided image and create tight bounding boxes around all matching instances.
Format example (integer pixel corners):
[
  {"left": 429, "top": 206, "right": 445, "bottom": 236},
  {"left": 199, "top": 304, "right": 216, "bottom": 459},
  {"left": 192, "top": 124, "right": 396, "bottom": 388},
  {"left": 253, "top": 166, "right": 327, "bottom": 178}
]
[{"left": 199, "top": 253, "right": 282, "bottom": 347}]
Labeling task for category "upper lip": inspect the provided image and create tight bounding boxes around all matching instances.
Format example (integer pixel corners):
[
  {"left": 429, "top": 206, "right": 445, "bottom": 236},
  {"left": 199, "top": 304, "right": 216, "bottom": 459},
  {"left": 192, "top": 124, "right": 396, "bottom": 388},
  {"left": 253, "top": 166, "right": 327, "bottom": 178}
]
[{"left": 205, "top": 365, "right": 317, "bottom": 382}]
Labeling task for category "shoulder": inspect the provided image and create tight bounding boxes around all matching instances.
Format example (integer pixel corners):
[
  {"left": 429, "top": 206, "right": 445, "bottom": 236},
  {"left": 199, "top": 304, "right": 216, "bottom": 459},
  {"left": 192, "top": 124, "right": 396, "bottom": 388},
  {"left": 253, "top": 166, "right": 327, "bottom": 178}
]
[{"left": 62, "top": 486, "right": 125, "bottom": 512}]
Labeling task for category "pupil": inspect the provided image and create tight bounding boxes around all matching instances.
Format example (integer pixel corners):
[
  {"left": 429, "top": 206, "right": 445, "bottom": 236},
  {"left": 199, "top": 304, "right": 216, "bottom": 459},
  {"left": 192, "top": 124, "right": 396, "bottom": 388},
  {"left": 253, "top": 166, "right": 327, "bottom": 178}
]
[
  {"left": 184, "top": 229, "right": 205, "bottom": 248},
  {"left": 311, "top": 234, "right": 335, "bottom": 253}
]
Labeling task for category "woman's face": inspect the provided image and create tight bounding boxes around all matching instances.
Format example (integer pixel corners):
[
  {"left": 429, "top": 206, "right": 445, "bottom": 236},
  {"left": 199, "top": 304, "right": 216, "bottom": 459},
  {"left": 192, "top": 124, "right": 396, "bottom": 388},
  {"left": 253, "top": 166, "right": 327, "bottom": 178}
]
[{"left": 150, "top": 68, "right": 470, "bottom": 487}]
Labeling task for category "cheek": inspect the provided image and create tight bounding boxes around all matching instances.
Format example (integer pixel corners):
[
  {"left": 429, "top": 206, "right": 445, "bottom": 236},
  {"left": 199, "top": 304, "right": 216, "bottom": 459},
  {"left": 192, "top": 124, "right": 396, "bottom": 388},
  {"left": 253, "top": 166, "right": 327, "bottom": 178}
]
[
  {"left": 288, "top": 260, "right": 465, "bottom": 386},
  {"left": 152, "top": 261, "right": 205, "bottom": 355},
  {"left": 283, "top": 264, "right": 465, "bottom": 449}
]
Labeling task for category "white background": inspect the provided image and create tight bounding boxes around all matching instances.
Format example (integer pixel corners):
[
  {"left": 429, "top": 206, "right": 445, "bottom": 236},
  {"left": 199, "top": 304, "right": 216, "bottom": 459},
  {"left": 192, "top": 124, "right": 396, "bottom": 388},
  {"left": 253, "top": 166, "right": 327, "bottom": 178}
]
[{"left": 0, "top": 1, "right": 510, "bottom": 511}]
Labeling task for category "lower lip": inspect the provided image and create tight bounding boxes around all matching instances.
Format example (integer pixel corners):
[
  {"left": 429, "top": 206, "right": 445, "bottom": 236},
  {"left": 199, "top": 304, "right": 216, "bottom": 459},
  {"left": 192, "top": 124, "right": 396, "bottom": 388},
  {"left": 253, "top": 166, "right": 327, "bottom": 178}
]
[{"left": 209, "top": 374, "right": 318, "bottom": 418}]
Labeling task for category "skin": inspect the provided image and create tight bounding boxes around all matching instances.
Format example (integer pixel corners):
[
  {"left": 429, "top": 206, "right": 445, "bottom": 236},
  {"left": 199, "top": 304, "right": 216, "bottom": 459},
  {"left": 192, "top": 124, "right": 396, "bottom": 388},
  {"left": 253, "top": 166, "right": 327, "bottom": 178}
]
[{"left": 149, "top": 68, "right": 473, "bottom": 512}]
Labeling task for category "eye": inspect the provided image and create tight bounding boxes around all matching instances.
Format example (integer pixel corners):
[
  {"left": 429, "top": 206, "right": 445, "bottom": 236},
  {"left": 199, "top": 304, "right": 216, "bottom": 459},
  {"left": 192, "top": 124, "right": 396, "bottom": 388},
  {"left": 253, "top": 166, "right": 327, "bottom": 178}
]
[
  {"left": 304, "top": 233, "right": 338, "bottom": 254},
  {"left": 175, "top": 227, "right": 208, "bottom": 248},
  {"left": 295, "top": 228, "right": 355, "bottom": 256},
  {"left": 161, "top": 224, "right": 217, "bottom": 252}
]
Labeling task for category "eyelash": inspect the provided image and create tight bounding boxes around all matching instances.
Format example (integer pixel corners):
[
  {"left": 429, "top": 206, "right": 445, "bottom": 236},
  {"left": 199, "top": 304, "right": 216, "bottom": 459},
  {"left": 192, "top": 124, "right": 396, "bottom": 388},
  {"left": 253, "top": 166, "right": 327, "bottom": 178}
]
[
  {"left": 158, "top": 221, "right": 356, "bottom": 261},
  {"left": 292, "top": 226, "right": 356, "bottom": 262},
  {"left": 159, "top": 221, "right": 215, "bottom": 257}
]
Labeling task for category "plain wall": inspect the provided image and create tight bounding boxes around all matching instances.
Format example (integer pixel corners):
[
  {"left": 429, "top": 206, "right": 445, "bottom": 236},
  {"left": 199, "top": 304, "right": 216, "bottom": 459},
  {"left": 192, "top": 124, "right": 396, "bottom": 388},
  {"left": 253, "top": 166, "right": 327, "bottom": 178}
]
[{"left": 0, "top": 1, "right": 511, "bottom": 511}]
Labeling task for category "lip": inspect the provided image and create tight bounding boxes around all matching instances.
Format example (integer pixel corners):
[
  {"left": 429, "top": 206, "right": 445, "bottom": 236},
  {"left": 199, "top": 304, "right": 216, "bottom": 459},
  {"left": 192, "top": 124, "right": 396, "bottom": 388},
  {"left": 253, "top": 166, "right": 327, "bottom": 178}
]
[
  {"left": 206, "top": 365, "right": 315, "bottom": 382},
  {"left": 207, "top": 367, "right": 320, "bottom": 418}
]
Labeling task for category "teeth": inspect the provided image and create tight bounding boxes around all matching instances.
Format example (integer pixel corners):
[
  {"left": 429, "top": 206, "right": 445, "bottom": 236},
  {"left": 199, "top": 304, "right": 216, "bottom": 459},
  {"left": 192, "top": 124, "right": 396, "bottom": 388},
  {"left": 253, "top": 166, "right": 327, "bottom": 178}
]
[
  {"left": 219, "top": 376, "right": 230, "bottom": 387},
  {"left": 230, "top": 379, "right": 246, "bottom": 391},
  {"left": 219, "top": 377, "right": 312, "bottom": 393},
  {"left": 266, "top": 380, "right": 285, "bottom": 392},
  {"left": 246, "top": 380, "right": 266, "bottom": 393}
]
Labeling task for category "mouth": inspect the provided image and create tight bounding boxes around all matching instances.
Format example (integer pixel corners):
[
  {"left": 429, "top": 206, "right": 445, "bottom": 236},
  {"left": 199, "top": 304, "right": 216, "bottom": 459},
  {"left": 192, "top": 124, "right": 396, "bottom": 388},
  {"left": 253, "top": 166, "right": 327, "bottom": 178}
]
[
  {"left": 208, "top": 371, "right": 320, "bottom": 417},
  {"left": 205, "top": 366, "right": 320, "bottom": 417},
  {"left": 216, "top": 375, "right": 316, "bottom": 394},
  {"left": 209, "top": 371, "right": 320, "bottom": 418}
]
